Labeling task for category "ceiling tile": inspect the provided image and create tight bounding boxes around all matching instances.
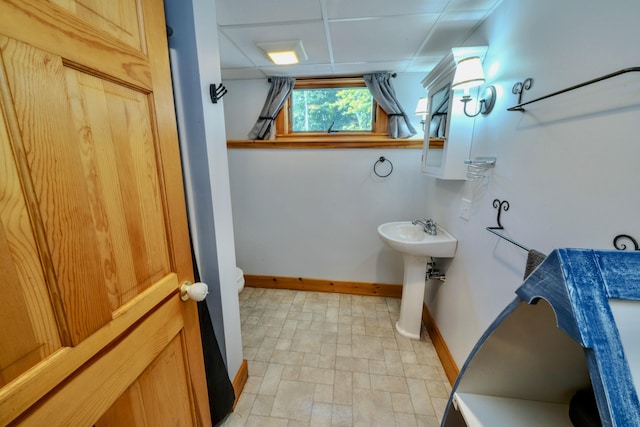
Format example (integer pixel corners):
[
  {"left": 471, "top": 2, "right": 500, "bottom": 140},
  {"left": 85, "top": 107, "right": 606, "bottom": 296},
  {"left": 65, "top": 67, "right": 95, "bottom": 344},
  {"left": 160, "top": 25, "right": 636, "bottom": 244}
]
[
  {"left": 216, "top": 0, "right": 323, "bottom": 26},
  {"left": 222, "top": 22, "right": 330, "bottom": 67},
  {"left": 405, "top": 57, "right": 441, "bottom": 73},
  {"left": 446, "top": 0, "right": 502, "bottom": 12},
  {"left": 331, "top": 61, "right": 412, "bottom": 75},
  {"left": 326, "top": 0, "right": 448, "bottom": 19},
  {"left": 419, "top": 13, "right": 486, "bottom": 57},
  {"left": 218, "top": 32, "right": 255, "bottom": 68},
  {"left": 259, "top": 63, "right": 336, "bottom": 77},
  {"left": 222, "top": 68, "right": 268, "bottom": 80},
  {"left": 330, "top": 15, "right": 439, "bottom": 63}
]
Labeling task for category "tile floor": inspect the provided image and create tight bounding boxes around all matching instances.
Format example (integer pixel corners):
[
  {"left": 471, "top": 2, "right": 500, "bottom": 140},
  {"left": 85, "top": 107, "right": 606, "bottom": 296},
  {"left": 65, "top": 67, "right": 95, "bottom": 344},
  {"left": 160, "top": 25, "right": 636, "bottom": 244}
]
[{"left": 220, "top": 287, "right": 452, "bottom": 427}]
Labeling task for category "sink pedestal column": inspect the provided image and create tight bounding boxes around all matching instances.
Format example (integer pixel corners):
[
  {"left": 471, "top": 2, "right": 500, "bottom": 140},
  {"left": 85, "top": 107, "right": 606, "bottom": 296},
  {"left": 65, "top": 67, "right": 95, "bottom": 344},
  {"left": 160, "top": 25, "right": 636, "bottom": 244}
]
[{"left": 396, "top": 254, "right": 428, "bottom": 340}]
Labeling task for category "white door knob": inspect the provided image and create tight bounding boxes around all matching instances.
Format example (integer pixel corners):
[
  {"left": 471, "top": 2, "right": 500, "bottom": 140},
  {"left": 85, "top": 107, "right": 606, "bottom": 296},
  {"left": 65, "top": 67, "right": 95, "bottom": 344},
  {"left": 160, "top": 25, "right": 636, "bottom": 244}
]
[{"left": 180, "top": 281, "right": 209, "bottom": 302}]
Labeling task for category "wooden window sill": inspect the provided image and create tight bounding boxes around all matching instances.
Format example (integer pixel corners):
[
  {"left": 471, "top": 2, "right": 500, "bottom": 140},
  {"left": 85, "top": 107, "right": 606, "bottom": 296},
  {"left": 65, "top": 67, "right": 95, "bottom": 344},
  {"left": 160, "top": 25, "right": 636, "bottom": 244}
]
[{"left": 227, "top": 137, "right": 424, "bottom": 149}]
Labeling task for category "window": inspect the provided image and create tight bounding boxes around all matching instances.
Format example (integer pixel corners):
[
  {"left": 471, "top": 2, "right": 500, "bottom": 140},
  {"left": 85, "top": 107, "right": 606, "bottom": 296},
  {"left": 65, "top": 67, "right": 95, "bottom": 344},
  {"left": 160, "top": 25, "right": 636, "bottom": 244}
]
[
  {"left": 228, "top": 75, "right": 422, "bottom": 149},
  {"left": 291, "top": 87, "right": 373, "bottom": 133},
  {"left": 275, "top": 76, "right": 389, "bottom": 138}
]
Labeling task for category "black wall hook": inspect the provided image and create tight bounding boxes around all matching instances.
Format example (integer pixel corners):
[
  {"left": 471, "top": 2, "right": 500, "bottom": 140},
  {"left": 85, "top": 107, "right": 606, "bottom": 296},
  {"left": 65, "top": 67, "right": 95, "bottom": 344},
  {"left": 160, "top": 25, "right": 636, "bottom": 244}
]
[
  {"left": 613, "top": 234, "right": 640, "bottom": 251},
  {"left": 488, "top": 199, "right": 510, "bottom": 230},
  {"left": 511, "top": 78, "right": 533, "bottom": 110},
  {"left": 209, "top": 83, "right": 227, "bottom": 103}
]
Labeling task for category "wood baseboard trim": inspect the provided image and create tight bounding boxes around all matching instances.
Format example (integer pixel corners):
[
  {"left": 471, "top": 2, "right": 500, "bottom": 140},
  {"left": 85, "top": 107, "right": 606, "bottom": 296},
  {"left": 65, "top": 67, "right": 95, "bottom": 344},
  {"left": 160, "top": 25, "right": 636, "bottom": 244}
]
[
  {"left": 422, "top": 304, "right": 459, "bottom": 386},
  {"left": 244, "top": 275, "right": 402, "bottom": 298},
  {"left": 231, "top": 359, "right": 248, "bottom": 410}
]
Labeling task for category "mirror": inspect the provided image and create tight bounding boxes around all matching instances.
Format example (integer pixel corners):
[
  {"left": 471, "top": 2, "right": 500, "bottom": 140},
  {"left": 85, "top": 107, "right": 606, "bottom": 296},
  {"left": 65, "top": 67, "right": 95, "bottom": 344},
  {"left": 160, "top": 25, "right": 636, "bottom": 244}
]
[
  {"left": 421, "top": 67, "right": 454, "bottom": 172},
  {"left": 421, "top": 46, "right": 487, "bottom": 179},
  {"left": 428, "top": 83, "right": 450, "bottom": 140}
]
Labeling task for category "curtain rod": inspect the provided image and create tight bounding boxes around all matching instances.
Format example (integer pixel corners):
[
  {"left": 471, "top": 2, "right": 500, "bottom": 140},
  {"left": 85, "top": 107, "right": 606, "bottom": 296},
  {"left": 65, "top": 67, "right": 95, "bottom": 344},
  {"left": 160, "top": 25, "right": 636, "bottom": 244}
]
[{"left": 268, "top": 73, "right": 396, "bottom": 82}]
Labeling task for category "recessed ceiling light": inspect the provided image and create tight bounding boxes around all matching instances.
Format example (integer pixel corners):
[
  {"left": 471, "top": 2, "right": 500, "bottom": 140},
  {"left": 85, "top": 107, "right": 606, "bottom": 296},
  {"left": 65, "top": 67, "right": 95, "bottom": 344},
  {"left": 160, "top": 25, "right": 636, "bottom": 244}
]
[{"left": 257, "top": 40, "right": 307, "bottom": 65}]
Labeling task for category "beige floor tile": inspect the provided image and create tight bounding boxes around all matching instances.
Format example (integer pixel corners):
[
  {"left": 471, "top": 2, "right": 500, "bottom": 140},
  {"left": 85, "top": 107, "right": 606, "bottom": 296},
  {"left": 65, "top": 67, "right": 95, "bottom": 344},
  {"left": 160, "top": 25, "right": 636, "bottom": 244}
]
[
  {"left": 352, "top": 372, "right": 371, "bottom": 390},
  {"left": 370, "top": 373, "right": 409, "bottom": 393},
  {"left": 331, "top": 404, "right": 352, "bottom": 427},
  {"left": 314, "top": 383, "right": 333, "bottom": 403},
  {"left": 407, "top": 378, "right": 436, "bottom": 416},
  {"left": 415, "top": 414, "right": 441, "bottom": 426},
  {"left": 271, "top": 380, "right": 316, "bottom": 422},
  {"left": 335, "top": 356, "right": 369, "bottom": 373},
  {"left": 299, "top": 366, "right": 335, "bottom": 385},
  {"left": 251, "top": 394, "right": 275, "bottom": 416},
  {"left": 333, "top": 370, "right": 353, "bottom": 405},
  {"left": 352, "top": 389, "right": 395, "bottom": 427},
  {"left": 391, "top": 392, "right": 414, "bottom": 413},
  {"left": 395, "top": 412, "right": 418, "bottom": 427},
  {"left": 282, "top": 365, "right": 301, "bottom": 381},
  {"left": 258, "top": 363, "right": 285, "bottom": 396},
  {"left": 227, "top": 289, "right": 452, "bottom": 427},
  {"left": 245, "top": 414, "right": 289, "bottom": 427},
  {"left": 351, "top": 335, "right": 384, "bottom": 360},
  {"left": 270, "top": 349, "right": 304, "bottom": 366},
  {"left": 310, "top": 402, "right": 333, "bottom": 427}
]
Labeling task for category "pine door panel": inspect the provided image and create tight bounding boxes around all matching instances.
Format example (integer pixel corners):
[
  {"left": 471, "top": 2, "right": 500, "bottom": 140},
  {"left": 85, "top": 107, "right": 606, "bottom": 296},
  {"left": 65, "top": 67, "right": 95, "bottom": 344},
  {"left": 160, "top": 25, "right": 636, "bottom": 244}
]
[
  {"left": 48, "top": 0, "right": 145, "bottom": 51},
  {"left": 0, "top": 120, "right": 61, "bottom": 387},
  {"left": 15, "top": 293, "right": 189, "bottom": 426},
  {"left": 0, "top": 0, "right": 210, "bottom": 425}
]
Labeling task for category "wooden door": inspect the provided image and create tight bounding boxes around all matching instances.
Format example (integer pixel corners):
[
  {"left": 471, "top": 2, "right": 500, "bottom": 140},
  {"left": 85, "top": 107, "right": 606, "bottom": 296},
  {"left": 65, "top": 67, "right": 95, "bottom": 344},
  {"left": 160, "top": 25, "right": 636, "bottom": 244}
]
[{"left": 0, "top": 0, "right": 210, "bottom": 425}]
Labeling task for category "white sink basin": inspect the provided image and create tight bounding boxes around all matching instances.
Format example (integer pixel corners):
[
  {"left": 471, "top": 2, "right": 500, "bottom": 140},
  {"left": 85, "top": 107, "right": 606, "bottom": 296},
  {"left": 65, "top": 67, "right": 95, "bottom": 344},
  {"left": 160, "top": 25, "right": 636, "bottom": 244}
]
[
  {"left": 377, "top": 221, "right": 457, "bottom": 258},
  {"left": 378, "top": 221, "right": 458, "bottom": 340}
]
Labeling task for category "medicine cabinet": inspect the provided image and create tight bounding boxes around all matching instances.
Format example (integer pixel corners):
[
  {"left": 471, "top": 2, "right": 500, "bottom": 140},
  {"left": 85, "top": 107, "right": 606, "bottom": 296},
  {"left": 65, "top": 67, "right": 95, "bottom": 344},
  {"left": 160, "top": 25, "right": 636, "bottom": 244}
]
[{"left": 421, "top": 46, "right": 487, "bottom": 179}]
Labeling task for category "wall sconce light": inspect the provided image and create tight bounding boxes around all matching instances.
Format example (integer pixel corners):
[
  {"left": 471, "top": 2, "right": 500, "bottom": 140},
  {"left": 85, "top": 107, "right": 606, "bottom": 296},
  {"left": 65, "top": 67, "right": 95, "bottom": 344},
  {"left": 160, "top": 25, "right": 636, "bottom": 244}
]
[
  {"left": 414, "top": 97, "right": 428, "bottom": 131},
  {"left": 256, "top": 40, "right": 307, "bottom": 65},
  {"left": 451, "top": 56, "right": 496, "bottom": 117}
]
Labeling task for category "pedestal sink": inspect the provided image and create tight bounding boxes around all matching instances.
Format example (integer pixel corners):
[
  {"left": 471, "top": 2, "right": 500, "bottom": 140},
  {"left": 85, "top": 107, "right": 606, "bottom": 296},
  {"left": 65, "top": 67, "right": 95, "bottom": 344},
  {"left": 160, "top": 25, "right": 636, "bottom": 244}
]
[{"left": 378, "top": 222, "right": 457, "bottom": 340}]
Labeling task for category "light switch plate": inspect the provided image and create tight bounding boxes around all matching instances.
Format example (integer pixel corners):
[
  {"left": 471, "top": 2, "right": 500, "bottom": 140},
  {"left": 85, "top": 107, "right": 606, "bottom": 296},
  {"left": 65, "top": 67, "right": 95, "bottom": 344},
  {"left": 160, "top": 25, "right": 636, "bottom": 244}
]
[{"left": 459, "top": 198, "right": 472, "bottom": 221}]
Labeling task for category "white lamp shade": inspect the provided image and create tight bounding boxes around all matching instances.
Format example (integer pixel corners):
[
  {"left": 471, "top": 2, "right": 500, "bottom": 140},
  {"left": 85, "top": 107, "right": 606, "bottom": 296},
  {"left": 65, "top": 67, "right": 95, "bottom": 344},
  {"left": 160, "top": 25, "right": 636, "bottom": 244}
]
[
  {"left": 415, "top": 97, "right": 428, "bottom": 116},
  {"left": 451, "top": 56, "right": 485, "bottom": 91}
]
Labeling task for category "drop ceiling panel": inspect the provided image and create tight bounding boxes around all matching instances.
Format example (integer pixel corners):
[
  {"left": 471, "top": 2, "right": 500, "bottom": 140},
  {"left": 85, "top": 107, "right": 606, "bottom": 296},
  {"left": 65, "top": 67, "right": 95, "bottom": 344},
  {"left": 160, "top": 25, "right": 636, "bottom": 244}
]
[
  {"left": 447, "top": 0, "right": 502, "bottom": 12},
  {"left": 419, "top": 14, "right": 486, "bottom": 57},
  {"left": 222, "top": 67, "right": 268, "bottom": 80},
  {"left": 330, "top": 15, "right": 439, "bottom": 63},
  {"left": 216, "top": 0, "right": 322, "bottom": 26},
  {"left": 330, "top": 61, "right": 412, "bottom": 75},
  {"left": 215, "top": 0, "right": 504, "bottom": 79},
  {"left": 259, "top": 63, "right": 337, "bottom": 77},
  {"left": 326, "top": 0, "right": 448, "bottom": 19},
  {"left": 405, "top": 57, "right": 442, "bottom": 73},
  {"left": 222, "top": 22, "right": 329, "bottom": 67},
  {"left": 218, "top": 33, "right": 255, "bottom": 68}
]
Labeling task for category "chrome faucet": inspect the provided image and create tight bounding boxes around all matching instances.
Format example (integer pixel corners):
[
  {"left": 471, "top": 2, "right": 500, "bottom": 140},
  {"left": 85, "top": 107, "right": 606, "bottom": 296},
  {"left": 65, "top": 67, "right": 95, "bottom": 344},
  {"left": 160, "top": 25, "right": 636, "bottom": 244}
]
[{"left": 412, "top": 218, "right": 438, "bottom": 235}]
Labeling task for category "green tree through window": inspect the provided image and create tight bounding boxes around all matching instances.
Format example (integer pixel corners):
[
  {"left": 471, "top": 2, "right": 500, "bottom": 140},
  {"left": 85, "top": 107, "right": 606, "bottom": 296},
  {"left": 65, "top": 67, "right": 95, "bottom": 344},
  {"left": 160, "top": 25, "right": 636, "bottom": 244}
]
[{"left": 291, "top": 87, "right": 373, "bottom": 132}]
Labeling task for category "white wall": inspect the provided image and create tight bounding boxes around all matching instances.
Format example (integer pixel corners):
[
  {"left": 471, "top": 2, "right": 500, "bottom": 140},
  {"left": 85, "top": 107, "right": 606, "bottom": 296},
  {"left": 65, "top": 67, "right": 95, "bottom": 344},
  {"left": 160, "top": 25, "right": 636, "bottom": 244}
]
[
  {"left": 224, "top": 0, "right": 640, "bottom": 368},
  {"left": 165, "top": 0, "right": 243, "bottom": 381},
  {"left": 225, "top": 74, "right": 429, "bottom": 285},
  {"left": 425, "top": 0, "right": 640, "bottom": 366}
]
